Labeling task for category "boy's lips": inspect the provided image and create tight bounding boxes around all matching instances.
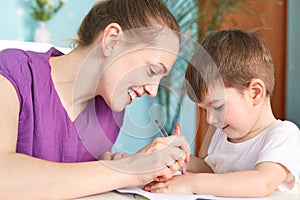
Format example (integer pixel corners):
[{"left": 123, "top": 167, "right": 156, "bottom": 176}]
[{"left": 222, "top": 125, "right": 229, "bottom": 130}]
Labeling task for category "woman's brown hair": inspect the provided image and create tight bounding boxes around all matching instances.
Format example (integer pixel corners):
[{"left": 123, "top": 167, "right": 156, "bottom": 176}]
[{"left": 75, "top": 0, "right": 180, "bottom": 47}]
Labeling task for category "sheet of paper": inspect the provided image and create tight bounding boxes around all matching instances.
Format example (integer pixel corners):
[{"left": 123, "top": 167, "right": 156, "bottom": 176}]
[{"left": 117, "top": 186, "right": 268, "bottom": 200}]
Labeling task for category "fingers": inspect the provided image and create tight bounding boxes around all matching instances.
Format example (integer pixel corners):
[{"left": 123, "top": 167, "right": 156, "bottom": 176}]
[
  {"left": 101, "top": 151, "right": 129, "bottom": 160},
  {"left": 144, "top": 181, "right": 168, "bottom": 193},
  {"left": 160, "top": 135, "right": 190, "bottom": 162},
  {"left": 138, "top": 135, "right": 190, "bottom": 162},
  {"left": 111, "top": 152, "right": 129, "bottom": 160},
  {"left": 153, "top": 168, "right": 173, "bottom": 182},
  {"left": 100, "top": 135, "right": 190, "bottom": 186},
  {"left": 167, "top": 161, "right": 180, "bottom": 174},
  {"left": 101, "top": 151, "right": 112, "bottom": 160}
]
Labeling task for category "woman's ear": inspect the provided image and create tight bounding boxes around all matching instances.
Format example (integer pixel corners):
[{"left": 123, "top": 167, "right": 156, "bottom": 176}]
[
  {"left": 101, "top": 23, "right": 122, "bottom": 57},
  {"left": 248, "top": 79, "right": 265, "bottom": 106}
]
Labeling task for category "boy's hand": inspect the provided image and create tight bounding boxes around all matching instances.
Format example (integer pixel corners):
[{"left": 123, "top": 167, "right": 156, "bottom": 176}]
[{"left": 143, "top": 174, "right": 194, "bottom": 194}]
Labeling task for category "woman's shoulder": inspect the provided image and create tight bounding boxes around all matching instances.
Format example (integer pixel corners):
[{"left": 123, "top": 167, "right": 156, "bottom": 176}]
[
  {"left": 0, "top": 48, "right": 58, "bottom": 99},
  {"left": 0, "top": 48, "right": 29, "bottom": 63},
  {"left": 0, "top": 47, "right": 61, "bottom": 65},
  {"left": 0, "top": 48, "right": 47, "bottom": 69}
]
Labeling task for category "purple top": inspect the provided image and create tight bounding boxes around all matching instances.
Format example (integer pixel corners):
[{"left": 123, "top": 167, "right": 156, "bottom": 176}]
[{"left": 0, "top": 48, "right": 124, "bottom": 162}]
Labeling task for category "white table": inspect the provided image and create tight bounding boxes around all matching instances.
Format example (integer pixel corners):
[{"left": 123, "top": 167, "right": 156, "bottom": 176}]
[{"left": 78, "top": 190, "right": 300, "bottom": 200}]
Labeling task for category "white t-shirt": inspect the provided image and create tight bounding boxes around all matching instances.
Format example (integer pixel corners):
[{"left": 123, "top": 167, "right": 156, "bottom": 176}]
[{"left": 205, "top": 120, "right": 300, "bottom": 193}]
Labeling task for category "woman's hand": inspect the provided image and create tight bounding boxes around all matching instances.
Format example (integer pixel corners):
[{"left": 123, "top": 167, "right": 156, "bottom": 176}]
[
  {"left": 138, "top": 135, "right": 190, "bottom": 161},
  {"left": 101, "top": 151, "right": 129, "bottom": 160},
  {"left": 137, "top": 135, "right": 190, "bottom": 176},
  {"left": 100, "top": 135, "right": 190, "bottom": 186}
]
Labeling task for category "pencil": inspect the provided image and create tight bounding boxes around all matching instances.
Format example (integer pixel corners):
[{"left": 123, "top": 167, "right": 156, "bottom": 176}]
[
  {"left": 174, "top": 124, "right": 187, "bottom": 175},
  {"left": 155, "top": 120, "right": 168, "bottom": 137}
]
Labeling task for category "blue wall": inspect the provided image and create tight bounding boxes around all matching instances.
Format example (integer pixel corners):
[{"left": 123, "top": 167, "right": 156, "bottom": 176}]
[
  {"left": 286, "top": 0, "right": 300, "bottom": 127},
  {"left": 0, "top": 0, "right": 98, "bottom": 47},
  {"left": 112, "top": 92, "right": 197, "bottom": 154}
]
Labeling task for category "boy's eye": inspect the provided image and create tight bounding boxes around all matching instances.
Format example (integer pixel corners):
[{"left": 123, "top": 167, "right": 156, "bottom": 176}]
[{"left": 214, "top": 105, "right": 224, "bottom": 111}]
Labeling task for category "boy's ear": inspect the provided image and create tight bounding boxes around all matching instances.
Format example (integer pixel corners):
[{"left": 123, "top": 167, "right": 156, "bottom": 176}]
[
  {"left": 101, "top": 23, "right": 122, "bottom": 57},
  {"left": 248, "top": 79, "right": 265, "bottom": 106}
]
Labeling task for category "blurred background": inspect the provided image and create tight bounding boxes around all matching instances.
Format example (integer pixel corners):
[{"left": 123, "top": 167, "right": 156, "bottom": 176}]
[{"left": 0, "top": 0, "right": 299, "bottom": 155}]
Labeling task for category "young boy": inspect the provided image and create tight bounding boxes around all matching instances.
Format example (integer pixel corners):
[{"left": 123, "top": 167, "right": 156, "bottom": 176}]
[{"left": 144, "top": 29, "right": 300, "bottom": 197}]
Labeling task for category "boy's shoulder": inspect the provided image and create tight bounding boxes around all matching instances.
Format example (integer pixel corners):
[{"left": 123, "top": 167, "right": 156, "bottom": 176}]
[
  {"left": 264, "top": 120, "right": 300, "bottom": 139},
  {"left": 273, "top": 120, "right": 299, "bottom": 130}
]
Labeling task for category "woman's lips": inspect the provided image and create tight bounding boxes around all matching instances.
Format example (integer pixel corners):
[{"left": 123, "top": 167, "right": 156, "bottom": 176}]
[{"left": 128, "top": 89, "right": 138, "bottom": 104}]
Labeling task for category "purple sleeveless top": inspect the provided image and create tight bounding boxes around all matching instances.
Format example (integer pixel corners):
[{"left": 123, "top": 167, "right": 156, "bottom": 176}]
[{"left": 0, "top": 48, "right": 124, "bottom": 162}]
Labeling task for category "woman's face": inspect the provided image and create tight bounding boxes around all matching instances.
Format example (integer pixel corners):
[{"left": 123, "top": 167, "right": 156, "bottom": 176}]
[{"left": 98, "top": 45, "right": 179, "bottom": 112}]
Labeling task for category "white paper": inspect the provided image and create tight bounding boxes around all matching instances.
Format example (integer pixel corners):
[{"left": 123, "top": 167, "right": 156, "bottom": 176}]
[{"left": 117, "top": 186, "right": 268, "bottom": 200}]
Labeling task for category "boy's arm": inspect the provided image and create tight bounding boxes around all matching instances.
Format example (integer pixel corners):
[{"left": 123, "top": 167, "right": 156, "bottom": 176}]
[
  {"left": 190, "top": 161, "right": 288, "bottom": 197},
  {"left": 198, "top": 125, "right": 216, "bottom": 159},
  {"left": 187, "top": 125, "right": 216, "bottom": 173},
  {"left": 187, "top": 155, "right": 212, "bottom": 173}
]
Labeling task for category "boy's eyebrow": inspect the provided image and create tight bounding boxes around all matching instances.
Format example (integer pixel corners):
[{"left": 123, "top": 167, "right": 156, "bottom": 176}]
[
  {"left": 203, "top": 99, "right": 223, "bottom": 107},
  {"left": 210, "top": 99, "right": 222, "bottom": 104}
]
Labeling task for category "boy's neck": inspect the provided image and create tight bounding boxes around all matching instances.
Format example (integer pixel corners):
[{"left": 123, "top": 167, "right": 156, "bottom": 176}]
[
  {"left": 229, "top": 99, "right": 276, "bottom": 143},
  {"left": 255, "top": 99, "right": 277, "bottom": 131}
]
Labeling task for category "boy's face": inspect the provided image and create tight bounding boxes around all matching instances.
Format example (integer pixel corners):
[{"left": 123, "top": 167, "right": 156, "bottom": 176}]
[{"left": 198, "top": 84, "right": 259, "bottom": 143}]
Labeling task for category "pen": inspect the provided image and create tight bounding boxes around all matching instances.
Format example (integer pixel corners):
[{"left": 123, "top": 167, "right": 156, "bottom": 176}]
[
  {"left": 174, "top": 124, "right": 187, "bottom": 175},
  {"left": 155, "top": 120, "right": 168, "bottom": 137}
]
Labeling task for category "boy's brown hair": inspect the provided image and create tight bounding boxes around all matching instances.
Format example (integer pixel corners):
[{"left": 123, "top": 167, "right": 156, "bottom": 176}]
[{"left": 185, "top": 29, "right": 275, "bottom": 103}]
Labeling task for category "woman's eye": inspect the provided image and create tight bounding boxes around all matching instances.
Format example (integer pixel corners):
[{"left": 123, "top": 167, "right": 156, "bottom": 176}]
[{"left": 148, "top": 67, "right": 157, "bottom": 77}]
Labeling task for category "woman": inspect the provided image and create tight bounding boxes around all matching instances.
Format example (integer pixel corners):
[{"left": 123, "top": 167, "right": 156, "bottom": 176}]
[{"left": 0, "top": 0, "right": 189, "bottom": 199}]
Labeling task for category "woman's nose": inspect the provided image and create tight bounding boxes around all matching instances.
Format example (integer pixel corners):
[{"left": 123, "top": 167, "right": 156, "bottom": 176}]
[{"left": 143, "top": 84, "right": 159, "bottom": 97}]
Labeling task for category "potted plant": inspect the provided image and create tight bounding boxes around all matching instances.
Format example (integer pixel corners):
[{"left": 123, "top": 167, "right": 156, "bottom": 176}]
[{"left": 30, "top": 0, "right": 66, "bottom": 43}]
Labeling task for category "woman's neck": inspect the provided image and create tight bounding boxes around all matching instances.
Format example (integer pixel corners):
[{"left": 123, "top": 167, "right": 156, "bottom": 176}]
[{"left": 50, "top": 45, "right": 102, "bottom": 121}]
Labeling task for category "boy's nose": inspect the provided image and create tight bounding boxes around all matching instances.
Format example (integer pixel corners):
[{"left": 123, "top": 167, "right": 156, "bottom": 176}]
[
  {"left": 143, "top": 84, "right": 159, "bottom": 97},
  {"left": 206, "top": 111, "right": 218, "bottom": 125}
]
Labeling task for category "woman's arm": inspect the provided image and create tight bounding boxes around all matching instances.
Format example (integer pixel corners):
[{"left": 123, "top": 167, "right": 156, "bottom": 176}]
[
  {"left": 0, "top": 75, "right": 189, "bottom": 199},
  {"left": 0, "top": 75, "right": 126, "bottom": 199}
]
